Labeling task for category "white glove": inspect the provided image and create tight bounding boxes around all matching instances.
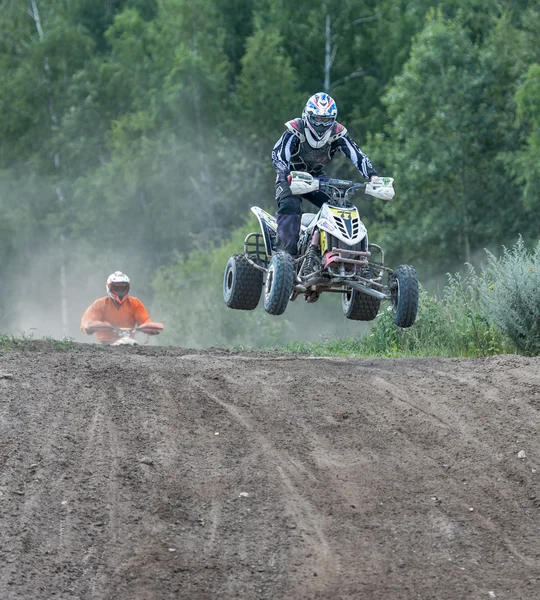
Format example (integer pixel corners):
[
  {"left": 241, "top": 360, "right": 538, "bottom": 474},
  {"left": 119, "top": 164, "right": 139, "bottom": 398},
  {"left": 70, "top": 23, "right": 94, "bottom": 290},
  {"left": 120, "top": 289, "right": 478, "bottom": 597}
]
[
  {"left": 366, "top": 176, "right": 395, "bottom": 201},
  {"left": 289, "top": 171, "right": 320, "bottom": 195}
]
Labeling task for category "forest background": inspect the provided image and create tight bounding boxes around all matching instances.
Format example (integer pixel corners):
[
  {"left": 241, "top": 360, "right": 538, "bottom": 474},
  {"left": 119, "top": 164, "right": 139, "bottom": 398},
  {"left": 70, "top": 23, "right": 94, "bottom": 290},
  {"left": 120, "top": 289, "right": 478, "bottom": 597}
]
[{"left": 0, "top": 0, "right": 539, "bottom": 347}]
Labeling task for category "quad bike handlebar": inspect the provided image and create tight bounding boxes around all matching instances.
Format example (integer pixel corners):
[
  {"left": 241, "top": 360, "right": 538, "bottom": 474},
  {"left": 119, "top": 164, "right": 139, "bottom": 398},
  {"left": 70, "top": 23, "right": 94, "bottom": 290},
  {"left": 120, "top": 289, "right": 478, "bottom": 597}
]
[
  {"left": 321, "top": 177, "right": 366, "bottom": 191},
  {"left": 289, "top": 171, "right": 394, "bottom": 202},
  {"left": 85, "top": 321, "right": 164, "bottom": 346}
]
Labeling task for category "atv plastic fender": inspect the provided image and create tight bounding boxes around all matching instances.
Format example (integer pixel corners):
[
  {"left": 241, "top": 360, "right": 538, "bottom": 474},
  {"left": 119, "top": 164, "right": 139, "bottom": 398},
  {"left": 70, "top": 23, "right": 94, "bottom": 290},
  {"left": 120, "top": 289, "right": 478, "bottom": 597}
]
[{"left": 251, "top": 206, "right": 277, "bottom": 256}]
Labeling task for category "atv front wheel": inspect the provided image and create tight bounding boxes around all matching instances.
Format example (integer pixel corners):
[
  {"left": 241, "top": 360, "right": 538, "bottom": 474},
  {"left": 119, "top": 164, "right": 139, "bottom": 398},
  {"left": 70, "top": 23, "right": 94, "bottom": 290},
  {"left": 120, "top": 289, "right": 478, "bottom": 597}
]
[
  {"left": 342, "top": 288, "right": 381, "bottom": 321},
  {"left": 390, "top": 264, "right": 419, "bottom": 328},
  {"left": 223, "top": 254, "right": 263, "bottom": 310},
  {"left": 264, "top": 251, "right": 295, "bottom": 315}
]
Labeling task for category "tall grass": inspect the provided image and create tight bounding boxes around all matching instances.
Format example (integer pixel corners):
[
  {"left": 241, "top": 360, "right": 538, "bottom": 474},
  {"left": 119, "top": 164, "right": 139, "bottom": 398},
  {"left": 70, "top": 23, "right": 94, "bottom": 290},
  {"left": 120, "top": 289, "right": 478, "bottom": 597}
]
[
  {"left": 1, "top": 239, "right": 537, "bottom": 358},
  {"left": 364, "top": 276, "right": 511, "bottom": 357},
  {"left": 286, "top": 271, "right": 513, "bottom": 358},
  {"left": 0, "top": 332, "right": 85, "bottom": 352}
]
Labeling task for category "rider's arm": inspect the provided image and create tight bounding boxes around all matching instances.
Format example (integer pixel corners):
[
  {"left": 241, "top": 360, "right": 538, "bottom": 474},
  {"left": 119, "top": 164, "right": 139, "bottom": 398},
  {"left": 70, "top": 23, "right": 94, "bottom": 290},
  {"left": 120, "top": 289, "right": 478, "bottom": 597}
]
[
  {"left": 335, "top": 135, "right": 377, "bottom": 180},
  {"left": 81, "top": 300, "right": 104, "bottom": 334},
  {"left": 131, "top": 298, "right": 151, "bottom": 327},
  {"left": 271, "top": 131, "right": 298, "bottom": 181}
]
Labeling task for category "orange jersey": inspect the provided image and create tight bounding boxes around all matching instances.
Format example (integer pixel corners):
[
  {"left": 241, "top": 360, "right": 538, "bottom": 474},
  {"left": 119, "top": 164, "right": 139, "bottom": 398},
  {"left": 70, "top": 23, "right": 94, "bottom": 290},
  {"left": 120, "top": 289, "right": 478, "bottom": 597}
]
[{"left": 81, "top": 296, "right": 151, "bottom": 343}]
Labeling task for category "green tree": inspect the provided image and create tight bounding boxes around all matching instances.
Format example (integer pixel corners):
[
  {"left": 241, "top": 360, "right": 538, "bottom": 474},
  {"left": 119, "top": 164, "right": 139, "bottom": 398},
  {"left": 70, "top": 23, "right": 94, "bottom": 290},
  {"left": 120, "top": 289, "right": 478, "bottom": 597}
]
[
  {"left": 370, "top": 10, "right": 536, "bottom": 276},
  {"left": 235, "top": 24, "right": 303, "bottom": 168},
  {"left": 513, "top": 64, "right": 540, "bottom": 213}
]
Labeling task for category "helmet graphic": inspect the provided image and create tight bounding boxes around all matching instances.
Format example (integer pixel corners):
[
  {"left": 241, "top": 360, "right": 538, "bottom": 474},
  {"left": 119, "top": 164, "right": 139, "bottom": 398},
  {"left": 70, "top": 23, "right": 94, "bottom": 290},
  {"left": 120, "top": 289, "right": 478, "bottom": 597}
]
[
  {"left": 106, "top": 271, "right": 130, "bottom": 305},
  {"left": 302, "top": 92, "right": 338, "bottom": 148}
]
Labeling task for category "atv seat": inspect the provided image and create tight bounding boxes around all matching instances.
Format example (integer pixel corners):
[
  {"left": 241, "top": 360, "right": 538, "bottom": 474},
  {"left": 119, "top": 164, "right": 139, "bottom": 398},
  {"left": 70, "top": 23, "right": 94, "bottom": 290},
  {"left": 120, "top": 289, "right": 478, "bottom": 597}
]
[{"left": 301, "top": 213, "right": 317, "bottom": 228}]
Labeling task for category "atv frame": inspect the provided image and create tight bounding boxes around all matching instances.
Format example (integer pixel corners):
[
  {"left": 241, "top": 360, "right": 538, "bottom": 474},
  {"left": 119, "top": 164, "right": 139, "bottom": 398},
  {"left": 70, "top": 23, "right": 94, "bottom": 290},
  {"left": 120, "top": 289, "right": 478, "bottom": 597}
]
[{"left": 223, "top": 175, "right": 418, "bottom": 328}]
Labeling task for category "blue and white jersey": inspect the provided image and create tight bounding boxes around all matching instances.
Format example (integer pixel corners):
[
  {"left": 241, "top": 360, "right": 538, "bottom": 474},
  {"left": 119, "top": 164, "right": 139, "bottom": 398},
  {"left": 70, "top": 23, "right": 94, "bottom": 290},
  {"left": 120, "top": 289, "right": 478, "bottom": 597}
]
[{"left": 271, "top": 118, "right": 377, "bottom": 181}]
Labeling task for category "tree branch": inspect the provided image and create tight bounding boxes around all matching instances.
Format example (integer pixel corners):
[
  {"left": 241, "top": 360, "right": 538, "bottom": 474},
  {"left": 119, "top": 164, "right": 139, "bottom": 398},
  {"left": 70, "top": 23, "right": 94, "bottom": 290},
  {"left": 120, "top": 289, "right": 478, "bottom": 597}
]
[
  {"left": 330, "top": 68, "right": 366, "bottom": 90},
  {"left": 27, "top": 1, "right": 45, "bottom": 41},
  {"left": 351, "top": 14, "right": 381, "bottom": 26},
  {"left": 0, "top": 33, "right": 25, "bottom": 53},
  {"left": 27, "top": 0, "right": 69, "bottom": 335}
]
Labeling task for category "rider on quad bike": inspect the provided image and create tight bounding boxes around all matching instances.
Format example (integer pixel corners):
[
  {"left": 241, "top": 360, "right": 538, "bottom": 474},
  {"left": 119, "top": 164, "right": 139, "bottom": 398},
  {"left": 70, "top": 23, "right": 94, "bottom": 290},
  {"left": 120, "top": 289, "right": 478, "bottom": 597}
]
[
  {"left": 224, "top": 93, "right": 417, "bottom": 328},
  {"left": 272, "top": 92, "right": 378, "bottom": 255},
  {"left": 81, "top": 271, "right": 162, "bottom": 344}
]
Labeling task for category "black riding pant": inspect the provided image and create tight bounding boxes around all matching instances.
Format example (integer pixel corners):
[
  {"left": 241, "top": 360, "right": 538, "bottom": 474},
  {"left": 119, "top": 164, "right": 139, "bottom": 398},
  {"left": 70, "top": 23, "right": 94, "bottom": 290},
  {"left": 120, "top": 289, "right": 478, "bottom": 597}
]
[{"left": 275, "top": 185, "right": 329, "bottom": 254}]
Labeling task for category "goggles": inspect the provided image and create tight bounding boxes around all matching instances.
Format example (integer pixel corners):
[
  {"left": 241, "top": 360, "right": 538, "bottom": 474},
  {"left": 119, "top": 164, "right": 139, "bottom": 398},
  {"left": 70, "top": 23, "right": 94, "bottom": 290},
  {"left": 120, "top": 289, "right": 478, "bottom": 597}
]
[
  {"left": 110, "top": 283, "right": 129, "bottom": 295},
  {"left": 310, "top": 114, "right": 335, "bottom": 127}
]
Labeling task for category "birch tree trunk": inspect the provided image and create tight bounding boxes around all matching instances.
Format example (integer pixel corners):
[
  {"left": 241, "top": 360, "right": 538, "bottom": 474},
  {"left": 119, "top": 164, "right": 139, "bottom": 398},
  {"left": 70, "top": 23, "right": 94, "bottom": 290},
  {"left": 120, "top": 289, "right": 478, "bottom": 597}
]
[
  {"left": 324, "top": 12, "right": 331, "bottom": 92},
  {"left": 28, "top": 0, "right": 69, "bottom": 337},
  {"left": 323, "top": 6, "right": 379, "bottom": 93}
]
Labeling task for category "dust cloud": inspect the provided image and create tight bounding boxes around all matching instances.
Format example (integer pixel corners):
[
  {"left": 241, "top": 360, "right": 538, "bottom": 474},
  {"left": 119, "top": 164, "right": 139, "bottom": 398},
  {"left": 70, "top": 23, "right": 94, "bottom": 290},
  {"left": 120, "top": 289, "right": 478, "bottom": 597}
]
[{"left": 3, "top": 239, "right": 157, "bottom": 343}]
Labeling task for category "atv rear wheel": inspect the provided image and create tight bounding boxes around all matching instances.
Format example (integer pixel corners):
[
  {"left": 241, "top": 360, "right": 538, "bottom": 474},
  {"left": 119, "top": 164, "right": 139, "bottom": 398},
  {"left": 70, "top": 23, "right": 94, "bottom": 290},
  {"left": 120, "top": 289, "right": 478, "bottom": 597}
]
[
  {"left": 342, "top": 288, "right": 381, "bottom": 321},
  {"left": 223, "top": 254, "right": 263, "bottom": 310},
  {"left": 390, "top": 264, "right": 419, "bottom": 328},
  {"left": 264, "top": 251, "right": 295, "bottom": 316}
]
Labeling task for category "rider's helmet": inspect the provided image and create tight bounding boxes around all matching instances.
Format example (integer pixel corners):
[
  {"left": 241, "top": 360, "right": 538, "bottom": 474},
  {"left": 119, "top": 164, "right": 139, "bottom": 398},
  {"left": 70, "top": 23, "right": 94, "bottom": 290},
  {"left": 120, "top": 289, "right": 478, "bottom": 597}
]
[
  {"left": 302, "top": 92, "right": 338, "bottom": 148},
  {"left": 106, "top": 271, "right": 130, "bottom": 305}
]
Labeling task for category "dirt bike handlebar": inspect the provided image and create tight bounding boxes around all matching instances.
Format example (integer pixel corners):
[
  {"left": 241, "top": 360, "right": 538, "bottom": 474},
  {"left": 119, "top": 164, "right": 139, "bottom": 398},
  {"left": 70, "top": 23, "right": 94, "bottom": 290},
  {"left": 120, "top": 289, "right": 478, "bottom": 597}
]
[{"left": 85, "top": 321, "right": 164, "bottom": 335}]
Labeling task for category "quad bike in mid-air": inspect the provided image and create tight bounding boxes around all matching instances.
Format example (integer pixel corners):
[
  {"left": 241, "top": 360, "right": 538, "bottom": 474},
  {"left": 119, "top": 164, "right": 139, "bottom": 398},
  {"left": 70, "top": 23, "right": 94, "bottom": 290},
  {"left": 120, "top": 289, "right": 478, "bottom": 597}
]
[
  {"left": 223, "top": 172, "right": 419, "bottom": 328},
  {"left": 84, "top": 321, "right": 164, "bottom": 345}
]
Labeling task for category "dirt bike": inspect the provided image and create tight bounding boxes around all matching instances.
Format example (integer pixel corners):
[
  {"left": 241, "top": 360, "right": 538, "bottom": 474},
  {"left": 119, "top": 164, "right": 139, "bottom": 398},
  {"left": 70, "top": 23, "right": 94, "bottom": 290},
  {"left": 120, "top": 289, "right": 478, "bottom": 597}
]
[
  {"left": 85, "top": 321, "right": 164, "bottom": 345},
  {"left": 223, "top": 172, "right": 419, "bottom": 328}
]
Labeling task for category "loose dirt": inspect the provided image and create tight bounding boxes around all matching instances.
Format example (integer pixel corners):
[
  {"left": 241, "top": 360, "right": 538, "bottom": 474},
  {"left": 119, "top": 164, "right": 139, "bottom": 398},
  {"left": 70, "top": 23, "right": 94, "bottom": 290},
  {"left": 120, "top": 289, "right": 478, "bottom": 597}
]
[{"left": 0, "top": 344, "right": 539, "bottom": 599}]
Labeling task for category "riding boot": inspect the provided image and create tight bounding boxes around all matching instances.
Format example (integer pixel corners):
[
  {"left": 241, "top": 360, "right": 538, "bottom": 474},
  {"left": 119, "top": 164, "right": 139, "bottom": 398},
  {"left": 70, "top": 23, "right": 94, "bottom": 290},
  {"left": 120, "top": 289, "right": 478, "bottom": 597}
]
[{"left": 276, "top": 213, "right": 301, "bottom": 255}]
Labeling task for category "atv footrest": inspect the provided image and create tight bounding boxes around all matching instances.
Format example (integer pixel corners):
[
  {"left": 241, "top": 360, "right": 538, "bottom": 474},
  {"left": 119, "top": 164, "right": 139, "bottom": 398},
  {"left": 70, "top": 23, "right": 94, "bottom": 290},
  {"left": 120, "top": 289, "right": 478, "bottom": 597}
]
[{"left": 244, "top": 232, "right": 269, "bottom": 269}]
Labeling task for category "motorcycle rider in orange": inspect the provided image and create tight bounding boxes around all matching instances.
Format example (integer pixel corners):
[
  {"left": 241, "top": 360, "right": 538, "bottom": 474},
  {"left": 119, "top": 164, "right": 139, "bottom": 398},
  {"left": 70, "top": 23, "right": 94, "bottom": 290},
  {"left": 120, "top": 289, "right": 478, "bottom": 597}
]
[{"left": 81, "top": 271, "right": 153, "bottom": 344}]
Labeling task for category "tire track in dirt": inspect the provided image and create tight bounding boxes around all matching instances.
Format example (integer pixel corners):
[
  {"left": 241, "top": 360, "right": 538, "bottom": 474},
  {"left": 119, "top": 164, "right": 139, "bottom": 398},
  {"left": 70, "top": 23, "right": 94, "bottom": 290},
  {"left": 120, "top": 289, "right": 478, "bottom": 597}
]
[
  {"left": 0, "top": 347, "right": 539, "bottom": 600},
  {"left": 195, "top": 354, "right": 540, "bottom": 599},
  {"left": 363, "top": 367, "right": 540, "bottom": 572},
  {"left": 191, "top": 380, "right": 341, "bottom": 593}
]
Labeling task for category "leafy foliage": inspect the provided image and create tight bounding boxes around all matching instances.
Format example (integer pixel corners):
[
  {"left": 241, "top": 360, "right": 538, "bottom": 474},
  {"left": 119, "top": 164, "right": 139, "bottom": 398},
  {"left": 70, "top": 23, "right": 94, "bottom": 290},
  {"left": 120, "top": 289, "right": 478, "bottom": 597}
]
[
  {"left": 285, "top": 273, "right": 513, "bottom": 358},
  {"left": 480, "top": 238, "right": 540, "bottom": 355},
  {"left": 511, "top": 64, "right": 540, "bottom": 212},
  {"left": 365, "top": 272, "right": 510, "bottom": 357},
  {"left": 370, "top": 11, "right": 536, "bottom": 275},
  {"left": 0, "top": 0, "right": 538, "bottom": 349},
  {"left": 152, "top": 217, "right": 293, "bottom": 348}
]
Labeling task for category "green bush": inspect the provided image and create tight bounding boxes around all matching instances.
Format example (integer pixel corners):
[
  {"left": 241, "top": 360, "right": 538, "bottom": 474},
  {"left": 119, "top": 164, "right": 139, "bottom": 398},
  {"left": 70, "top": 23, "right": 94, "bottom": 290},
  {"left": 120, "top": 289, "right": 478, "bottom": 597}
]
[
  {"left": 479, "top": 237, "right": 540, "bottom": 355},
  {"left": 364, "top": 272, "right": 509, "bottom": 357}
]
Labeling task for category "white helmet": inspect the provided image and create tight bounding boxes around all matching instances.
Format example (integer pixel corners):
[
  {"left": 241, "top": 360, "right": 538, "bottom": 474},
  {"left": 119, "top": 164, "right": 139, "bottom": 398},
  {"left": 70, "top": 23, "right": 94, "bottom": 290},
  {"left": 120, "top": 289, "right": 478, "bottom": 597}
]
[
  {"left": 302, "top": 92, "right": 338, "bottom": 148},
  {"left": 106, "top": 271, "right": 130, "bottom": 304}
]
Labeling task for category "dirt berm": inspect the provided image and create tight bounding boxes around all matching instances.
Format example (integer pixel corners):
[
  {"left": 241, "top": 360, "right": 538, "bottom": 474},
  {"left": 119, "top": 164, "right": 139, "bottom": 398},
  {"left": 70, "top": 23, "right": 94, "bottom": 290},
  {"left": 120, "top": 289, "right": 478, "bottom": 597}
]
[{"left": 0, "top": 344, "right": 539, "bottom": 599}]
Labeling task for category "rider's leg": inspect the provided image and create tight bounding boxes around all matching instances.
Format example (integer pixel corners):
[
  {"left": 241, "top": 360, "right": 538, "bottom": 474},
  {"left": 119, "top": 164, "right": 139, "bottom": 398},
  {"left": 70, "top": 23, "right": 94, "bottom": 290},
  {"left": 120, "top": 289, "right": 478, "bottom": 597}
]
[
  {"left": 275, "top": 185, "right": 302, "bottom": 255},
  {"left": 303, "top": 190, "right": 329, "bottom": 210}
]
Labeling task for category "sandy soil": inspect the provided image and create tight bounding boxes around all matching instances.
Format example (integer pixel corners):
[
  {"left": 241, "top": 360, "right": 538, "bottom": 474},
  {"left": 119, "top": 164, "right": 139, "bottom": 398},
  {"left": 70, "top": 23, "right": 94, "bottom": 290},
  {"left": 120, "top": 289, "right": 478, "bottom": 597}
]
[{"left": 0, "top": 343, "right": 539, "bottom": 599}]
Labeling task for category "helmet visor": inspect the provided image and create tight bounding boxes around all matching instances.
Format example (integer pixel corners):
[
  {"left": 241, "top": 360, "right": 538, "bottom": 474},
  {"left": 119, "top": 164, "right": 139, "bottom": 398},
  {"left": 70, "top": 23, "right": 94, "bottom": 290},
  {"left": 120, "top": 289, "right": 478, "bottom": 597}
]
[{"left": 110, "top": 283, "right": 129, "bottom": 297}]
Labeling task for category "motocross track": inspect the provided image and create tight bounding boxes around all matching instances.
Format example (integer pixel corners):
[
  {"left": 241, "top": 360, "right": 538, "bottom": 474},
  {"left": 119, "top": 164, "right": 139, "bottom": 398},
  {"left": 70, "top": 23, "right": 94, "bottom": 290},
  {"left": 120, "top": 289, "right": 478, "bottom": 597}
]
[{"left": 0, "top": 344, "right": 539, "bottom": 600}]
